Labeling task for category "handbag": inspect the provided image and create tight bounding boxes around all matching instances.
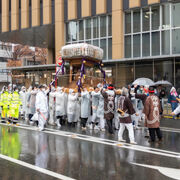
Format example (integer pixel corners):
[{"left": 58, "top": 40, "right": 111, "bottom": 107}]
[{"left": 31, "top": 112, "right": 39, "bottom": 121}]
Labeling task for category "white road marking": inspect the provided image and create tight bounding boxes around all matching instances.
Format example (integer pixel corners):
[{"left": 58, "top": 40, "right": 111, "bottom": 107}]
[
  {"left": 161, "top": 127, "right": 180, "bottom": 133},
  {"left": 1, "top": 122, "right": 180, "bottom": 159},
  {"left": 0, "top": 153, "right": 76, "bottom": 180},
  {"left": 132, "top": 162, "right": 180, "bottom": 180}
]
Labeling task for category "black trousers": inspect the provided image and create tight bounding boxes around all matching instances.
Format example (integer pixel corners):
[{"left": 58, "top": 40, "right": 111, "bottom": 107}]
[
  {"left": 29, "top": 114, "right": 33, "bottom": 121},
  {"left": 57, "top": 116, "right": 66, "bottom": 125},
  {"left": 81, "top": 118, "right": 88, "bottom": 128},
  {"left": 106, "top": 119, "right": 113, "bottom": 134},
  {"left": 148, "top": 128, "right": 162, "bottom": 142}
]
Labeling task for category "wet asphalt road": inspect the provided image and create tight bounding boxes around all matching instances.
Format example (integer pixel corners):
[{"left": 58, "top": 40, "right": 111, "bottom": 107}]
[{"left": 0, "top": 118, "right": 179, "bottom": 180}]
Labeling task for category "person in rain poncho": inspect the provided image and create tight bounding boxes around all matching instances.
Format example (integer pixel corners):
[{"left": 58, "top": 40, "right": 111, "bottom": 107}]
[
  {"left": 89, "top": 87, "right": 100, "bottom": 130},
  {"left": 35, "top": 85, "right": 48, "bottom": 131},
  {"left": 101, "top": 84, "right": 116, "bottom": 134},
  {"left": 97, "top": 83, "right": 105, "bottom": 131},
  {"left": 28, "top": 86, "right": 38, "bottom": 122},
  {"left": 80, "top": 87, "right": 90, "bottom": 130},
  {"left": 55, "top": 87, "right": 67, "bottom": 127},
  {"left": 25, "top": 86, "right": 32, "bottom": 121},
  {"left": 19, "top": 86, "right": 26, "bottom": 119},
  {"left": 67, "top": 89, "right": 79, "bottom": 127},
  {"left": 48, "top": 86, "right": 56, "bottom": 126},
  {"left": 117, "top": 87, "right": 137, "bottom": 144}
]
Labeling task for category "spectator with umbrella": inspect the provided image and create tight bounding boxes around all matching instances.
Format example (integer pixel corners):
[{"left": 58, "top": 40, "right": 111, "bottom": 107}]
[{"left": 168, "top": 87, "right": 179, "bottom": 119}]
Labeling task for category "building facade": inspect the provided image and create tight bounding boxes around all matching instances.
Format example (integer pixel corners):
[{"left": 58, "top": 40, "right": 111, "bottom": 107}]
[
  {"left": 0, "top": 0, "right": 180, "bottom": 88},
  {"left": 0, "top": 42, "right": 12, "bottom": 87}
]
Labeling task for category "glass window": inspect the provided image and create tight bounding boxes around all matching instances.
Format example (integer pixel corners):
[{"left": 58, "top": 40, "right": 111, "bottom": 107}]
[
  {"left": 85, "top": 19, "right": 92, "bottom": 39},
  {"left": 143, "top": 8, "right": 150, "bottom": 31},
  {"left": 133, "top": 10, "right": 140, "bottom": 33},
  {"left": 79, "top": 20, "right": 84, "bottom": 40},
  {"left": 172, "top": 29, "right": 180, "bottom": 54},
  {"left": 162, "top": 30, "right": 170, "bottom": 55},
  {"left": 151, "top": 6, "right": 160, "bottom": 30},
  {"left": 66, "top": 23, "right": 71, "bottom": 42},
  {"left": 175, "top": 59, "right": 180, "bottom": 89},
  {"left": 142, "top": 33, "right": 150, "bottom": 57},
  {"left": 108, "top": 15, "right": 112, "bottom": 36},
  {"left": 135, "top": 61, "right": 153, "bottom": 80},
  {"left": 162, "top": 4, "right": 170, "bottom": 30},
  {"left": 116, "top": 63, "right": 134, "bottom": 87},
  {"left": 133, "top": 34, "right": 140, "bottom": 57},
  {"left": 125, "top": 12, "right": 131, "bottom": 34},
  {"left": 125, "top": 36, "right": 131, "bottom": 58},
  {"left": 108, "top": 38, "right": 112, "bottom": 59},
  {"left": 69, "top": 21, "right": 78, "bottom": 42},
  {"left": 100, "top": 16, "right": 106, "bottom": 37},
  {"left": 93, "top": 17, "right": 99, "bottom": 38},
  {"left": 100, "top": 39, "right": 107, "bottom": 60},
  {"left": 152, "top": 32, "right": 160, "bottom": 56},
  {"left": 172, "top": 3, "right": 180, "bottom": 28},
  {"left": 154, "top": 60, "right": 173, "bottom": 84},
  {"left": 85, "top": 40, "right": 91, "bottom": 44},
  {"left": 93, "top": 39, "right": 99, "bottom": 47}
]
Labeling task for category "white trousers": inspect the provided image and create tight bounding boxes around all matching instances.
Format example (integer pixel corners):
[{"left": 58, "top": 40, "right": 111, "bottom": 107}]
[
  {"left": 99, "top": 116, "right": 105, "bottom": 129},
  {"left": 118, "top": 123, "right": 135, "bottom": 142},
  {"left": 49, "top": 106, "right": 55, "bottom": 124},
  {"left": 91, "top": 112, "right": 99, "bottom": 124},
  {"left": 38, "top": 112, "right": 48, "bottom": 131},
  {"left": 114, "top": 113, "right": 120, "bottom": 129},
  {"left": 68, "top": 113, "right": 76, "bottom": 123}
]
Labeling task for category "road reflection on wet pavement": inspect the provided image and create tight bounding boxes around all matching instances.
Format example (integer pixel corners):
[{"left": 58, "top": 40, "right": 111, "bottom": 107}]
[{"left": 0, "top": 118, "right": 179, "bottom": 180}]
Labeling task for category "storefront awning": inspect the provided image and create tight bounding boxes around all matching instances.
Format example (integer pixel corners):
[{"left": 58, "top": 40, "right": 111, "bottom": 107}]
[{"left": 6, "top": 64, "right": 56, "bottom": 71}]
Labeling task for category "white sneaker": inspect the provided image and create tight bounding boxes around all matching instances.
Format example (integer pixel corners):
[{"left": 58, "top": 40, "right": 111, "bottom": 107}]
[
  {"left": 89, "top": 124, "right": 93, "bottom": 130},
  {"left": 56, "top": 120, "right": 61, "bottom": 127},
  {"left": 82, "top": 127, "right": 87, "bottom": 131},
  {"left": 101, "top": 128, "right": 105, "bottom": 132},
  {"left": 94, "top": 125, "right": 100, "bottom": 130},
  {"left": 130, "top": 141, "right": 137, "bottom": 145},
  {"left": 118, "top": 139, "right": 126, "bottom": 142},
  {"left": 29, "top": 121, "right": 34, "bottom": 126}
]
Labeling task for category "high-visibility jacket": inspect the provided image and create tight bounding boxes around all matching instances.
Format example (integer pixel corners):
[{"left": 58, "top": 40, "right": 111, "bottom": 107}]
[
  {"left": 0, "top": 91, "right": 11, "bottom": 109},
  {"left": 10, "top": 92, "right": 22, "bottom": 109}
]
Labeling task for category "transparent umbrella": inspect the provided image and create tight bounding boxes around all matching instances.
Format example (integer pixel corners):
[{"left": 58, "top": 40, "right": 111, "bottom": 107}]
[
  {"left": 132, "top": 78, "right": 154, "bottom": 86},
  {"left": 154, "top": 80, "right": 172, "bottom": 87}
]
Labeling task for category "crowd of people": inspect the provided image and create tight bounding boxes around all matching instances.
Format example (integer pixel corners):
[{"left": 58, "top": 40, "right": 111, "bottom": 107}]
[{"left": 0, "top": 83, "right": 179, "bottom": 144}]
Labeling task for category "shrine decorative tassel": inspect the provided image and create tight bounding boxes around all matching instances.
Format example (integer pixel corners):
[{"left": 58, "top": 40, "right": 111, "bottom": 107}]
[
  {"left": 77, "top": 59, "right": 86, "bottom": 92},
  {"left": 50, "top": 59, "right": 65, "bottom": 86}
]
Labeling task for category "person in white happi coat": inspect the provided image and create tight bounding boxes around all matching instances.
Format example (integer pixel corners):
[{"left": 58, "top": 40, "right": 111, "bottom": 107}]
[
  {"left": 97, "top": 84, "right": 105, "bottom": 131},
  {"left": 35, "top": 85, "right": 48, "bottom": 131},
  {"left": 48, "top": 86, "right": 56, "bottom": 126},
  {"left": 67, "top": 89, "right": 79, "bottom": 127},
  {"left": 55, "top": 87, "right": 66, "bottom": 127},
  {"left": 80, "top": 88, "right": 90, "bottom": 130},
  {"left": 89, "top": 87, "right": 100, "bottom": 130},
  {"left": 19, "top": 86, "right": 26, "bottom": 119}
]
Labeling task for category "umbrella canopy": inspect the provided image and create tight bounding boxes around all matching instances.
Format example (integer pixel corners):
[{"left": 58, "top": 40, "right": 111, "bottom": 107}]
[
  {"left": 132, "top": 78, "right": 154, "bottom": 86},
  {"left": 154, "top": 80, "right": 172, "bottom": 87}
]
